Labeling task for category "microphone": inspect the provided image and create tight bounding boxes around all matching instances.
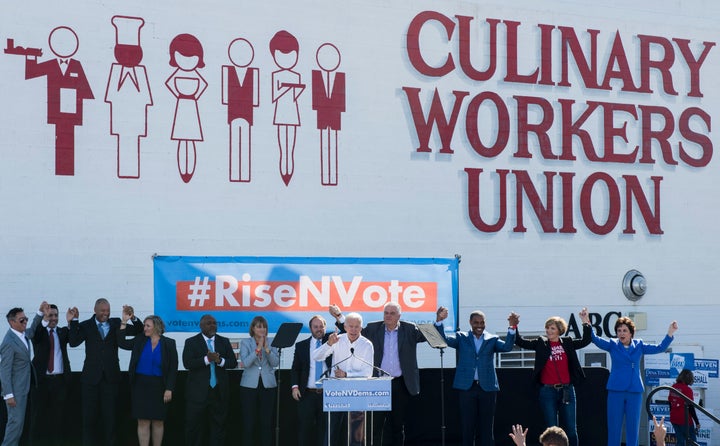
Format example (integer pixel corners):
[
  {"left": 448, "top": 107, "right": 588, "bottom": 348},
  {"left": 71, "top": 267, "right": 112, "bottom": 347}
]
[
  {"left": 318, "top": 349, "right": 354, "bottom": 380},
  {"left": 347, "top": 347, "right": 392, "bottom": 377}
]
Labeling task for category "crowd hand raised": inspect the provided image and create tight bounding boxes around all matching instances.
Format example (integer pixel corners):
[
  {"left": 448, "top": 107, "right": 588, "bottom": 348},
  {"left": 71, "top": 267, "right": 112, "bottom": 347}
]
[
  {"left": 508, "top": 312, "right": 520, "bottom": 327},
  {"left": 652, "top": 415, "right": 667, "bottom": 444},
  {"left": 668, "top": 321, "right": 679, "bottom": 337},
  {"left": 508, "top": 424, "right": 528, "bottom": 446},
  {"left": 436, "top": 306, "right": 448, "bottom": 322}
]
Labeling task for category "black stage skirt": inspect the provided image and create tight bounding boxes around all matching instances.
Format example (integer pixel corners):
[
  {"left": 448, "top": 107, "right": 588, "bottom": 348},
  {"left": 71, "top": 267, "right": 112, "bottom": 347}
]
[{"left": 132, "top": 374, "right": 167, "bottom": 420}]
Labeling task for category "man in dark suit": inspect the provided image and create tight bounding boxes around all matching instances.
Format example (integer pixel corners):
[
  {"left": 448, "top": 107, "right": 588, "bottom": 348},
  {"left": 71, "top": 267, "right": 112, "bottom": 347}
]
[
  {"left": 330, "top": 303, "right": 442, "bottom": 446},
  {"left": 183, "top": 314, "right": 238, "bottom": 446},
  {"left": 291, "top": 315, "right": 332, "bottom": 446},
  {"left": 0, "top": 307, "right": 33, "bottom": 446},
  {"left": 27, "top": 301, "right": 71, "bottom": 446},
  {"left": 68, "top": 298, "right": 140, "bottom": 446}
]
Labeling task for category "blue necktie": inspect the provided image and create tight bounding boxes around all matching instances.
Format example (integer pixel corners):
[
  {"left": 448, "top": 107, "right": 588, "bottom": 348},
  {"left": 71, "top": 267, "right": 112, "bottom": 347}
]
[
  {"left": 98, "top": 322, "right": 106, "bottom": 340},
  {"left": 314, "top": 338, "right": 323, "bottom": 386},
  {"left": 207, "top": 338, "right": 217, "bottom": 388}
]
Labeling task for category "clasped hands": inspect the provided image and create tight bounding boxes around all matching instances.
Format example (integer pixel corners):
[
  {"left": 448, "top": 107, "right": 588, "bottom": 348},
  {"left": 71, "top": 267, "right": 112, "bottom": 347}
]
[{"left": 207, "top": 351, "right": 221, "bottom": 364}]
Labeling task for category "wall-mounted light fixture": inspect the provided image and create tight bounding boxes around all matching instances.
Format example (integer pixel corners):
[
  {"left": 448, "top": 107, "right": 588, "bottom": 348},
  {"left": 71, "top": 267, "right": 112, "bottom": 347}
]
[{"left": 622, "top": 269, "right": 646, "bottom": 302}]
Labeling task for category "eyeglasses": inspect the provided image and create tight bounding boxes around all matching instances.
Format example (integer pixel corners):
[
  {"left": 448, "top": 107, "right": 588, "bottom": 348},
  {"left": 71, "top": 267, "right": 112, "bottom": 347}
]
[{"left": 15, "top": 317, "right": 28, "bottom": 323}]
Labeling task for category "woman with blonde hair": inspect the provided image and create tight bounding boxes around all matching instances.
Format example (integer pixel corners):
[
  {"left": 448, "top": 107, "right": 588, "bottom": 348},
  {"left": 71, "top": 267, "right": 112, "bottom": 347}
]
[
  {"left": 514, "top": 309, "right": 591, "bottom": 446},
  {"left": 118, "top": 314, "right": 178, "bottom": 446}
]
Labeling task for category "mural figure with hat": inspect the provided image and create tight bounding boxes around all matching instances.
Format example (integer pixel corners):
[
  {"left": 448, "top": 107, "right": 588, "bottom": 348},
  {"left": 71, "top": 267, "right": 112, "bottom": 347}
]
[{"left": 105, "top": 15, "right": 153, "bottom": 179}]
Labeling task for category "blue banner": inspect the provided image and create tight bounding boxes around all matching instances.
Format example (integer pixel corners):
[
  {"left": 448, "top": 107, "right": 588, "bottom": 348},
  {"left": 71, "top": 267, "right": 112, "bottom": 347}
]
[{"left": 154, "top": 256, "right": 459, "bottom": 333}]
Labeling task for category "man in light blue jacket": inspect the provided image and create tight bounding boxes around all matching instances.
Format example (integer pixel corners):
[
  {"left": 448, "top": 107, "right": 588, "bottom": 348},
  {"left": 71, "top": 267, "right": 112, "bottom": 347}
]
[{"left": 436, "top": 309, "right": 519, "bottom": 446}]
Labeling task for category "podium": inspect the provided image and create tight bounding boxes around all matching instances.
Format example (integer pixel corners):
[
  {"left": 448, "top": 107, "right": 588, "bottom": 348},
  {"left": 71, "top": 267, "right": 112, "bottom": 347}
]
[{"left": 322, "top": 377, "right": 392, "bottom": 446}]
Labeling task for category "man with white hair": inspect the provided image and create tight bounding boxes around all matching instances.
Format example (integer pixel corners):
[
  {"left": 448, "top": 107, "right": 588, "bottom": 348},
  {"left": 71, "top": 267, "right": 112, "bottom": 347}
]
[
  {"left": 315, "top": 312, "right": 373, "bottom": 445},
  {"left": 314, "top": 312, "right": 373, "bottom": 378},
  {"left": 330, "top": 302, "right": 442, "bottom": 445}
]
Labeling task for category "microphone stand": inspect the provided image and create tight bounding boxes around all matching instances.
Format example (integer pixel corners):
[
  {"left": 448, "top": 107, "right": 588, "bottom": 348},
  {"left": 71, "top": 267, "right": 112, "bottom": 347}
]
[
  {"left": 344, "top": 348, "right": 392, "bottom": 446},
  {"left": 348, "top": 348, "right": 392, "bottom": 377},
  {"left": 318, "top": 351, "right": 355, "bottom": 381},
  {"left": 271, "top": 322, "right": 302, "bottom": 446},
  {"left": 418, "top": 323, "right": 449, "bottom": 446}
]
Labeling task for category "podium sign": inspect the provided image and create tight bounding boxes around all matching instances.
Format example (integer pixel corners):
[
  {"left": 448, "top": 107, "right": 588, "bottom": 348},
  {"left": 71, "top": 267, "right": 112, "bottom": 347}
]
[{"left": 322, "top": 377, "right": 392, "bottom": 412}]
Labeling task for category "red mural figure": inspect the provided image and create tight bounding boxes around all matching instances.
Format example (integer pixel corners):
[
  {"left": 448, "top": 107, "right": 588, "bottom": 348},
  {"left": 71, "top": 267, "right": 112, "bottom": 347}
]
[
  {"left": 270, "top": 31, "right": 305, "bottom": 186},
  {"left": 7, "top": 27, "right": 94, "bottom": 176},
  {"left": 312, "top": 43, "right": 345, "bottom": 186},
  {"left": 222, "top": 38, "right": 259, "bottom": 183},
  {"left": 165, "top": 34, "right": 208, "bottom": 183},
  {"left": 105, "top": 16, "right": 153, "bottom": 179}
]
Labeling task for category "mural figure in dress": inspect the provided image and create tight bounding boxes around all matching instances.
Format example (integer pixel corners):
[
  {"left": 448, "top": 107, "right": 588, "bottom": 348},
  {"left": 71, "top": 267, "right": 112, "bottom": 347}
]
[{"left": 165, "top": 33, "right": 208, "bottom": 183}]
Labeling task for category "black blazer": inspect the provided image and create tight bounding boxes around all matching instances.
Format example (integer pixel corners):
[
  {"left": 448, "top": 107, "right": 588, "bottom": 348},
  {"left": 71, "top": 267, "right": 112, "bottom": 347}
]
[
  {"left": 29, "top": 314, "right": 71, "bottom": 379},
  {"left": 117, "top": 329, "right": 178, "bottom": 392},
  {"left": 515, "top": 323, "right": 592, "bottom": 386},
  {"left": 338, "top": 319, "right": 426, "bottom": 396},
  {"left": 182, "top": 332, "right": 238, "bottom": 403},
  {"left": 68, "top": 316, "right": 140, "bottom": 385},
  {"left": 290, "top": 335, "right": 332, "bottom": 390}
]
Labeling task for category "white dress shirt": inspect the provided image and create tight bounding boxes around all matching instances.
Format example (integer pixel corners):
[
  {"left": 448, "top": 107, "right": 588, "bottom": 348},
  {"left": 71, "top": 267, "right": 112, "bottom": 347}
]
[{"left": 313, "top": 333, "right": 374, "bottom": 378}]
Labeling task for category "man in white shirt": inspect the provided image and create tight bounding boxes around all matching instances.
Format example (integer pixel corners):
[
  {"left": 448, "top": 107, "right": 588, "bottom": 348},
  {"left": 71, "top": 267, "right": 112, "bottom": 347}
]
[
  {"left": 314, "top": 312, "right": 374, "bottom": 445},
  {"left": 27, "top": 301, "right": 71, "bottom": 446},
  {"left": 314, "top": 312, "right": 373, "bottom": 377}
]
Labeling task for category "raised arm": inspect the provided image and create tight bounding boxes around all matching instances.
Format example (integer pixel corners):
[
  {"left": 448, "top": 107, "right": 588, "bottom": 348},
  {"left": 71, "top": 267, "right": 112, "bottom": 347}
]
[{"left": 116, "top": 309, "right": 136, "bottom": 351}]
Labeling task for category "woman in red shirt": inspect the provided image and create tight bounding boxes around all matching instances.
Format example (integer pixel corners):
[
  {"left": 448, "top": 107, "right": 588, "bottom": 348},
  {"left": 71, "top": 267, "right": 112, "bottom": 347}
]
[
  {"left": 669, "top": 369, "right": 700, "bottom": 446},
  {"left": 515, "top": 309, "right": 592, "bottom": 446}
]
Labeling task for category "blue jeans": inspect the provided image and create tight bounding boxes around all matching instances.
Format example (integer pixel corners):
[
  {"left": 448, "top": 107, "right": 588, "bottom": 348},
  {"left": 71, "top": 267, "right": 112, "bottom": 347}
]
[
  {"left": 538, "top": 385, "right": 578, "bottom": 446},
  {"left": 672, "top": 423, "right": 697, "bottom": 446}
]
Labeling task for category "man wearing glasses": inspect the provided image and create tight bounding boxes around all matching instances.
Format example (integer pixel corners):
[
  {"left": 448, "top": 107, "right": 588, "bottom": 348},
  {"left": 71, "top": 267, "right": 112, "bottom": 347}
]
[{"left": 0, "top": 307, "right": 33, "bottom": 446}]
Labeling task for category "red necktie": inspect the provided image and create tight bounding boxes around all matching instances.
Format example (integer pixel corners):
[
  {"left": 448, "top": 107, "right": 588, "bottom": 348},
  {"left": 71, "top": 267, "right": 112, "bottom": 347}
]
[{"left": 48, "top": 328, "right": 55, "bottom": 373}]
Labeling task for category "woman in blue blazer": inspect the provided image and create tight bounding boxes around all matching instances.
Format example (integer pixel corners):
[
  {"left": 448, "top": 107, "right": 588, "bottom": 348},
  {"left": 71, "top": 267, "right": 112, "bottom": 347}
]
[
  {"left": 117, "top": 314, "right": 178, "bottom": 446},
  {"left": 239, "top": 315, "right": 280, "bottom": 446},
  {"left": 582, "top": 311, "right": 678, "bottom": 446}
]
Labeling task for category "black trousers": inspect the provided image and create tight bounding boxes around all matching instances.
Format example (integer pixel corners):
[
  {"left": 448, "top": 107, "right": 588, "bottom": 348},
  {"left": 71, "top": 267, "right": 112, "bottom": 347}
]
[
  {"left": 372, "top": 376, "right": 412, "bottom": 446},
  {"left": 81, "top": 376, "right": 119, "bottom": 446},
  {"left": 296, "top": 388, "right": 327, "bottom": 446},
  {"left": 30, "top": 374, "right": 68, "bottom": 446},
  {"left": 458, "top": 382, "right": 497, "bottom": 446},
  {"left": 239, "top": 383, "right": 276, "bottom": 446},
  {"left": 185, "top": 386, "right": 229, "bottom": 446}
]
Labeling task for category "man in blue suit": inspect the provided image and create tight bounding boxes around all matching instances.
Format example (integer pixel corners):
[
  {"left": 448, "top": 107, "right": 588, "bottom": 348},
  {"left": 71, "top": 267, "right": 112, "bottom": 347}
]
[
  {"left": 0, "top": 307, "right": 34, "bottom": 446},
  {"left": 436, "top": 308, "right": 519, "bottom": 446}
]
